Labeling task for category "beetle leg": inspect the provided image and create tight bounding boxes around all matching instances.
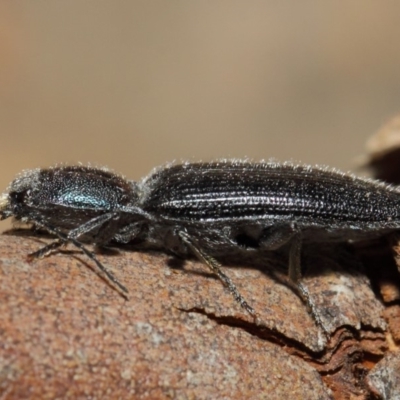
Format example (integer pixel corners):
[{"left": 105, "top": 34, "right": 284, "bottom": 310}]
[
  {"left": 67, "top": 212, "right": 119, "bottom": 241},
  {"left": 261, "top": 224, "right": 328, "bottom": 335},
  {"left": 259, "top": 222, "right": 299, "bottom": 251},
  {"left": 178, "top": 230, "right": 258, "bottom": 321},
  {"left": 287, "top": 231, "right": 302, "bottom": 282},
  {"left": 28, "top": 239, "right": 64, "bottom": 259},
  {"left": 27, "top": 216, "right": 128, "bottom": 297},
  {"left": 29, "top": 212, "right": 119, "bottom": 259},
  {"left": 287, "top": 233, "right": 328, "bottom": 336}
]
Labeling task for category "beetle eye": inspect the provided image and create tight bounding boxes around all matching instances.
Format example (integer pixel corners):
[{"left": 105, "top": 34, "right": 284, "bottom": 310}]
[{"left": 10, "top": 190, "right": 27, "bottom": 204}]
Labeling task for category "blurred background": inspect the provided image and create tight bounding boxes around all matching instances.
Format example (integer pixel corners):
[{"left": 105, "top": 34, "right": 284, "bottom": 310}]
[{"left": 1, "top": 1, "right": 400, "bottom": 190}]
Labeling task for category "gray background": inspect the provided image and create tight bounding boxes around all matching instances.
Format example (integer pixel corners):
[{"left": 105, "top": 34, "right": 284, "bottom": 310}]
[{"left": 1, "top": 2, "right": 400, "bottom": 190}]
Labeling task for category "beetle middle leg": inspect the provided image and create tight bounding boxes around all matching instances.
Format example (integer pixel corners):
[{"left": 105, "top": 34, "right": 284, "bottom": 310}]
[{"left": 178, "top": 230, "right": 258, "bottom": 322}]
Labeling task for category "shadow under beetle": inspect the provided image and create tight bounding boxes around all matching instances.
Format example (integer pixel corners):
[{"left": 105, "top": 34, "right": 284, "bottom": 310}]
[{"left": 2, "top": 161, "right": 400, "bottom": 332}]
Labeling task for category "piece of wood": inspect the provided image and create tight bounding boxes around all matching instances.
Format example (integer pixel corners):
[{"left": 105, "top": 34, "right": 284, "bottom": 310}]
[{"left": 0, "top": 231, "right": 397, "bottom": 399}]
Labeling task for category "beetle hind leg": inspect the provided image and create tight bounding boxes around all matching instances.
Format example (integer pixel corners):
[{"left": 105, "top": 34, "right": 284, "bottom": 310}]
[
  {"left": 260, "top": 224, "right": 329, "bottom": 336},
  {"left": 287, "top": 233, "right": 329, "bottom": 336}
]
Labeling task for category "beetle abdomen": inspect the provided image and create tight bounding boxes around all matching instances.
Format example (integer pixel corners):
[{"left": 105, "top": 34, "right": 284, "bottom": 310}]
[{"left": 142, "top": 162, "right": 400, "bottom": 227}]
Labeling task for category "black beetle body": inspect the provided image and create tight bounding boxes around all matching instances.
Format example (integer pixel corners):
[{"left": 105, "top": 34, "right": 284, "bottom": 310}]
[{"left": 2, "top": 161, "right": 400, "bottom": 330}]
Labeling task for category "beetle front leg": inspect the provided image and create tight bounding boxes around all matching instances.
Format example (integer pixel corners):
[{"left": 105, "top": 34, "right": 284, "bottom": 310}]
[
  {"left": 29, "top": 212, "right": 119, "bottom": 259},
  {"left": 26, "top": 216, "right": 128, "bottom": 297},
  {"left": 67, "top": 212, "right": 119, "bottom": 242},
  {"left": 28, "top": 239, "right": 64, "bottom": 259}
]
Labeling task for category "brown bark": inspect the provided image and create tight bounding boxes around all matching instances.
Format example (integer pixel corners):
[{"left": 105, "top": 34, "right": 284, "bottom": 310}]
[{"left": 0, "top": 230, "right": 398, "bottom": 399}]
